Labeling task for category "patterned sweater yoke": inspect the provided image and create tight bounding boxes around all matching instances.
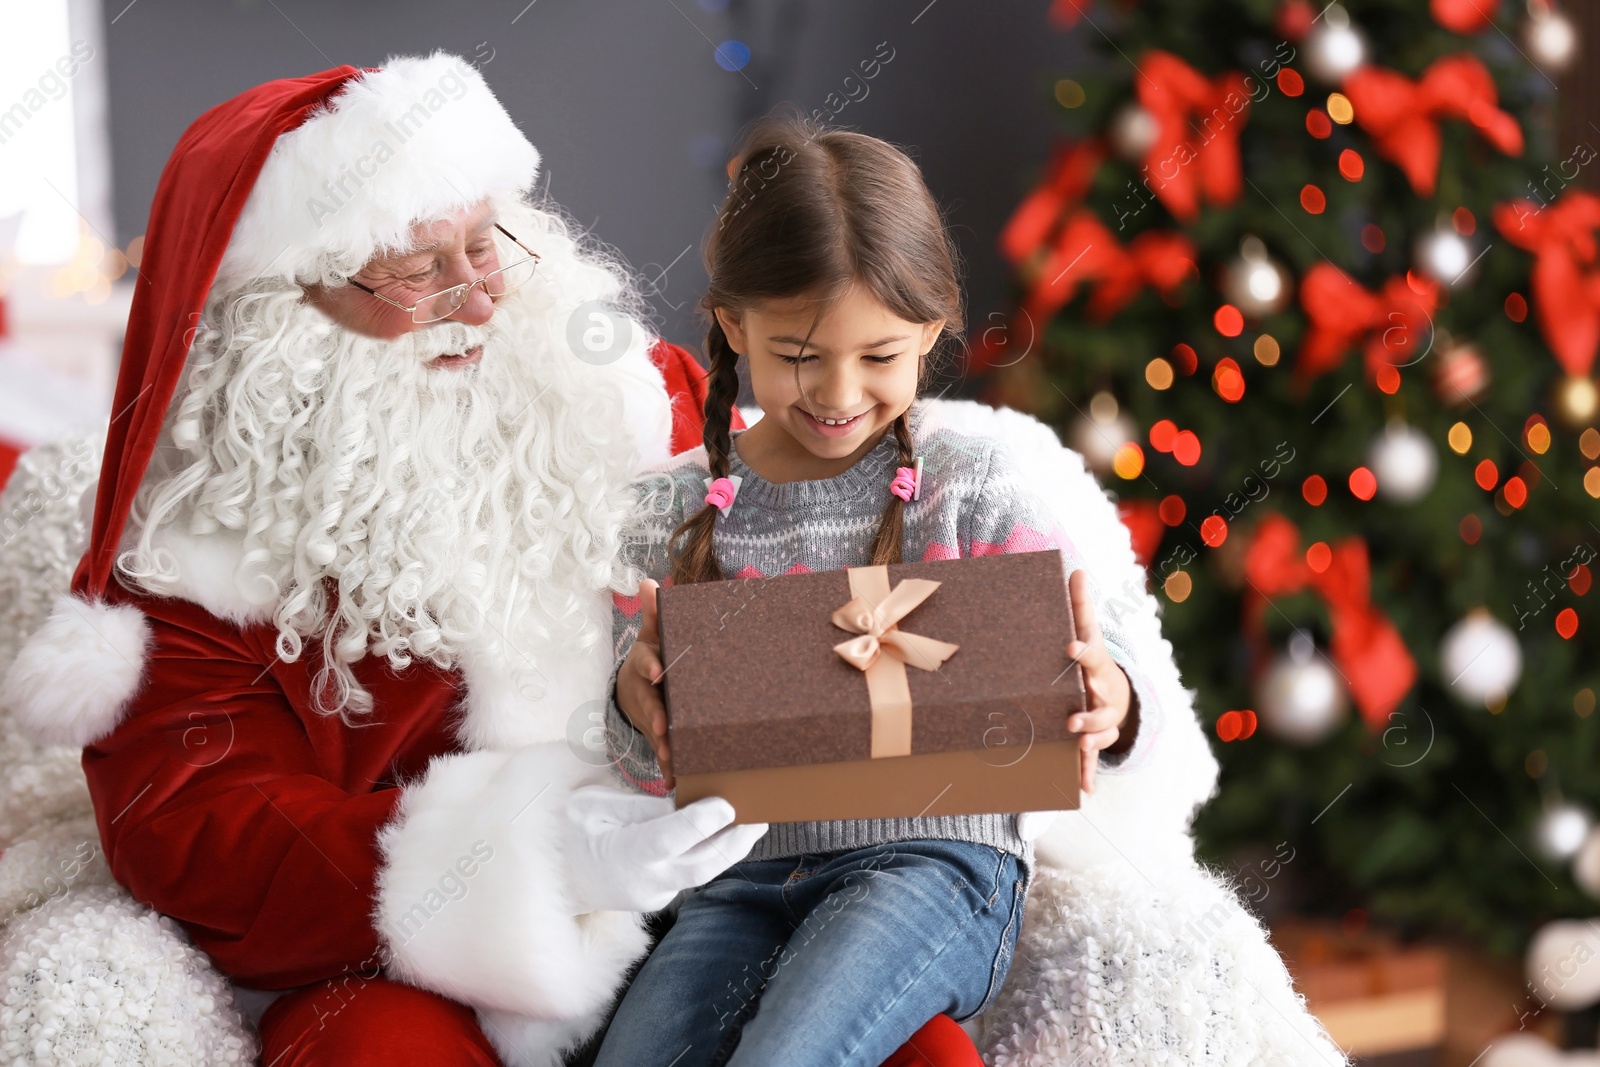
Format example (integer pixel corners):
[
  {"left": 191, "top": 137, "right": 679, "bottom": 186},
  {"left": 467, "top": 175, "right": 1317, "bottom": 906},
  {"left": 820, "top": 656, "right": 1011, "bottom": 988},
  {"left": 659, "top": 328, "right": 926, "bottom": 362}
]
[{"left": 604, "top": 402, "right": 1161, "bottom": 872}]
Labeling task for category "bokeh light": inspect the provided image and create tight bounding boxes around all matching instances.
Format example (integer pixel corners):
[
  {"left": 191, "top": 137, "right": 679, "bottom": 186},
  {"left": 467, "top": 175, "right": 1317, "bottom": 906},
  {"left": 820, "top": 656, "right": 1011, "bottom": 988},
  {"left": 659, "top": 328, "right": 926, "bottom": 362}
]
[
  {"left": 1349, "top": 466, "right": 1377, "bottom": 500},
  {"left": 1054, "top": 79, "right": 1086, "bottom": 108},
  {"left": 1145, "top": 357, "right": 1175, "bottom": 390},
  {"left": 714, "top": 40, "right": 751, "bottom": 71}
]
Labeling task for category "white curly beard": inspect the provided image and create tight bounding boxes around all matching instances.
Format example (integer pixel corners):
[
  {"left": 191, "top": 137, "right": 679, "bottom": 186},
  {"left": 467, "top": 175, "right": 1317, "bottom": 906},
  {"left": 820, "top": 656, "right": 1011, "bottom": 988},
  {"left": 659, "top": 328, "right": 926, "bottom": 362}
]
[{"left": 116, "top": 204, "right": 656, "bottom": 717}]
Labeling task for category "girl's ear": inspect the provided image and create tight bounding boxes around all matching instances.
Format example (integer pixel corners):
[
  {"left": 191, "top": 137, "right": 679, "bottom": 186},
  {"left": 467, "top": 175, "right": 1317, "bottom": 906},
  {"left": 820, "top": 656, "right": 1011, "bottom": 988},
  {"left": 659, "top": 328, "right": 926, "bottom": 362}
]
[
  {"left": 919, "top": 318, "right": 947, "bottom": 356},
  {"left": 714, "top": 306, "right": 749, "bottom": 356}
]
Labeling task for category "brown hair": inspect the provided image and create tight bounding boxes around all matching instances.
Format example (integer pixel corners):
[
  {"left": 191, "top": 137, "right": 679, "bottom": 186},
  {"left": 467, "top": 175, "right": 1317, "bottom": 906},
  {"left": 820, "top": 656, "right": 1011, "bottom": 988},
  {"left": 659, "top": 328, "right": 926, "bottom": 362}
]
[{"left": 669, "top": 115, "right": 964, "bottom": 585}]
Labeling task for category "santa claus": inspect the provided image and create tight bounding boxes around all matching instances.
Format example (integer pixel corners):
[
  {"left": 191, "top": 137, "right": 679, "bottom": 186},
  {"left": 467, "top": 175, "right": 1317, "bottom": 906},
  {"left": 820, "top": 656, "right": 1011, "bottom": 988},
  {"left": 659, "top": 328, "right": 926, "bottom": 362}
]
[
  {"left": 1, "top": 51, "right": 1348, "bottom": 1067},
  {"left": 2, "top": 53, "right": 813, "bottom": 1066}
]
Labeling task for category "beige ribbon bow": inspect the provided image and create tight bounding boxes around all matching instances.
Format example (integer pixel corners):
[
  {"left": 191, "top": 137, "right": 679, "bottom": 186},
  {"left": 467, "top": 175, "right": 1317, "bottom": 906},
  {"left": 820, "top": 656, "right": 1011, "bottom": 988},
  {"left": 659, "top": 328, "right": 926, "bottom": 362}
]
[{"left": 830, "top": 569, "right": 961, "bottom": 758}]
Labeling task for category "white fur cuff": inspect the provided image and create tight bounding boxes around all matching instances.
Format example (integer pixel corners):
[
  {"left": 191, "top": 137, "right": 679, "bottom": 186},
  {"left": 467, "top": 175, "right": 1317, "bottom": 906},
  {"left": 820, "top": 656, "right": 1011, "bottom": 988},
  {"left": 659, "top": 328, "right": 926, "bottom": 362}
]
[
  {"left": 3, "top": 595, "right": 153, "bottom": 748},
  {"left": 374, "top": 745, "right": 648, "bottom": 1033}
]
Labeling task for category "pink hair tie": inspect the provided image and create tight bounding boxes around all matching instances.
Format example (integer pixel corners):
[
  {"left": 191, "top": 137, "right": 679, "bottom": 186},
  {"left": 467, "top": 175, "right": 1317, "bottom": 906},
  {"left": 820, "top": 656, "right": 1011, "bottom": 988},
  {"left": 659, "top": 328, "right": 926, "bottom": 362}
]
[
  {"left": 889, "top": 456, "right": 925, "bottom": 503},
  {"left": 703, "top": 475, "right": 742, "bottom": 517},
  {"left": 890, "top": 466, "right": 918, "bottom": 502}
]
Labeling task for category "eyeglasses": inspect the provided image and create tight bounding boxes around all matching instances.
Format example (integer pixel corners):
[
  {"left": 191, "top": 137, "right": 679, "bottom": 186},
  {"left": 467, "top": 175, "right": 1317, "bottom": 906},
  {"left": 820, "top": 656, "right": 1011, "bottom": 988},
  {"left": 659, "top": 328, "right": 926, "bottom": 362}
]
[{"left": 347, "top": 224, "right": 541, "bottom": 324}]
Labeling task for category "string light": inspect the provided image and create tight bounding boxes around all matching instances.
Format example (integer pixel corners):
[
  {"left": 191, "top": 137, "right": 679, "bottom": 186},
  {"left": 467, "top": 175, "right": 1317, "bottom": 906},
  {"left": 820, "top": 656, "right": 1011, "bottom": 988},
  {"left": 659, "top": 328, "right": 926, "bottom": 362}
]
[
  {"left": 1113, "top": 443, "right": 1146, "bottom": 479},
  {"left": 1145, "top": 358, "right": 1175, "bottom": 389}
]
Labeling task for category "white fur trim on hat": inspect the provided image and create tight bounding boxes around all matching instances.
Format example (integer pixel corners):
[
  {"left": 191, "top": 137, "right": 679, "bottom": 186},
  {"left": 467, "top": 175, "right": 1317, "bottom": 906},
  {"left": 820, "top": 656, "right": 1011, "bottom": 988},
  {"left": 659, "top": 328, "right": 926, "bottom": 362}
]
[
  {"left": 216, "top": 52, "right": 540, "bottom": 288},
  {"left": 2, "top": 595, "right": 153, "bottom": 748}
]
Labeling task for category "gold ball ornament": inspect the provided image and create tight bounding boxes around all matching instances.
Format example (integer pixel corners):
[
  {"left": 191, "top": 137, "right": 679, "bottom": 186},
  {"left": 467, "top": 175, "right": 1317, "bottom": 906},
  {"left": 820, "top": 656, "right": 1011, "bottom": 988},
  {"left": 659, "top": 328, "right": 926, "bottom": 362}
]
[{"left": 1554, "top": 374, "right": 1599, "bottom": 428}]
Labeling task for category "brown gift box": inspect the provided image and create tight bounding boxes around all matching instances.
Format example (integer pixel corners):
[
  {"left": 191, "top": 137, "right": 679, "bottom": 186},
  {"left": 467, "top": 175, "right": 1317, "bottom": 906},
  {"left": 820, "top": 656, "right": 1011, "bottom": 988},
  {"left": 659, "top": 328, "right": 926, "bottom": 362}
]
[
  {"left": 657, "top": 550, "right": 1086, "bottom": 824},
  {"left": 1272, "top": 921, "right": 1447, "bottom": 1059}
]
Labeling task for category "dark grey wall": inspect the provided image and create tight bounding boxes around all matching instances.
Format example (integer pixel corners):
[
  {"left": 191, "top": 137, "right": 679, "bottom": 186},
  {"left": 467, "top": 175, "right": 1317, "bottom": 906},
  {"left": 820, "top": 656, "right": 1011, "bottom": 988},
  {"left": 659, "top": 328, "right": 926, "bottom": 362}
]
[{"left": 102, "top": 0, "right": 1084, "bottom": 364}]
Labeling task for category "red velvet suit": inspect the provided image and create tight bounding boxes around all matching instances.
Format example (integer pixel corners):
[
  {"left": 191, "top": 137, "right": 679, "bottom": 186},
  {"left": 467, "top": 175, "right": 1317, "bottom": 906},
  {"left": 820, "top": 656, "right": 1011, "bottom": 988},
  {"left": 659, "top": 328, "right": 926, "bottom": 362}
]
[{"left": 81, "top": 341, "right": 714, "bottom": 989}]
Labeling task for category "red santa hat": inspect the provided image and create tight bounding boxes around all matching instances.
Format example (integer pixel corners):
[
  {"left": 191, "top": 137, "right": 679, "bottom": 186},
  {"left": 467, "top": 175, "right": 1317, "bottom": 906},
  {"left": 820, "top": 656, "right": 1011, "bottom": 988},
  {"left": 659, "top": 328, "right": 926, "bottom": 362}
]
[{"left": 72, "top": 53, "right": 541, "bottom": 601}]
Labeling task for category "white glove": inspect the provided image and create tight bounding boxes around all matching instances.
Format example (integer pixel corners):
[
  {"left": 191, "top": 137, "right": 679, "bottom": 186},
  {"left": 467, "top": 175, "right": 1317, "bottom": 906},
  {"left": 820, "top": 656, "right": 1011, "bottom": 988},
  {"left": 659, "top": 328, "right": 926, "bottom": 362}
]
[
  {"left": 1017, "top": 810, "right": 1064, "bottom": 842},
  {"left": 561, "top": 786, "right": 767, "bottom": 913}
]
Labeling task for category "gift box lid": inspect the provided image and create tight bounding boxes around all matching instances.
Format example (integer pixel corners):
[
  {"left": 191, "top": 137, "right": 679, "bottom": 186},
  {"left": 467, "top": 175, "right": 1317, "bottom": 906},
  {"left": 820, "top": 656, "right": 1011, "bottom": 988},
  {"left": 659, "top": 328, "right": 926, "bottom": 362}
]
[{"left": 658, "top": 550, "right": 1086, "bottom": 776}]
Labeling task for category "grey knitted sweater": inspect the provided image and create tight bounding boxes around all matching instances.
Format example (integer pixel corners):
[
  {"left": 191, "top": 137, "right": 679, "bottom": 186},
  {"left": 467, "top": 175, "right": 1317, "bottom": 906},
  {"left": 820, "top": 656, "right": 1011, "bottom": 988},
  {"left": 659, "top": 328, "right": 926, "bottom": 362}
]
[{"left": 605, "top": 403, "right": 1159, "bottom": 871}]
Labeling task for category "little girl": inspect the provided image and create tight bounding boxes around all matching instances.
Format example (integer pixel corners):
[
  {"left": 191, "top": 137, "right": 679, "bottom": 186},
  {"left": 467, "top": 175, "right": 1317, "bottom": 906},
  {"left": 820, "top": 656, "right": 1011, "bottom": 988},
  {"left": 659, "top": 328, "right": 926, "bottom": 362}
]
[{"left": 594, "top": 117, "right": 1160, "bottom": 1067}]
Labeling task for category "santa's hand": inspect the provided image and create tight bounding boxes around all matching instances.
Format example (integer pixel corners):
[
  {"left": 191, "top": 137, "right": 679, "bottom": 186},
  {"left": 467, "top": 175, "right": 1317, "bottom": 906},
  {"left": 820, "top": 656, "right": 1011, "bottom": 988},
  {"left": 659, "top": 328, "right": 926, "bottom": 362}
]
[
  {"left": 561, "top": 786, "right": 766, "bottom": 914},
  {"left": 618, "top": 578, "right": 674, "bottom": 788},
  {"left": 1065, "top": 568, "right": 1132, "bottom": 796}
]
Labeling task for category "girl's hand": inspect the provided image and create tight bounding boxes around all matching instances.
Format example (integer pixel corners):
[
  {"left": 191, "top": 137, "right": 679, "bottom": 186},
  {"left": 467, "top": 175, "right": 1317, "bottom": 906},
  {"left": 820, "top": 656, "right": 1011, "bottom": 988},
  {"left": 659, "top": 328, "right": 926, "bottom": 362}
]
[
  {"left": 617, "top": 578, "right": 675, "bottom": 790},
  {"left": 1065, "top": 568, "right": 1132, "bottom": 795}
]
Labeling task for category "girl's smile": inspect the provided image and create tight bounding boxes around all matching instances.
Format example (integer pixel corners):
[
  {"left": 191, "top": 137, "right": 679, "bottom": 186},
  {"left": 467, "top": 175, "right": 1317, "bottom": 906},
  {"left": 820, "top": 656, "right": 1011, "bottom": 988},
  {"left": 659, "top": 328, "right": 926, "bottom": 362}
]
[
  {"left": 717, "top": 286, "right": 944, "bottom": 483},
  {"left": 798, "top": 408, "right": 869, "bottom": 437}
]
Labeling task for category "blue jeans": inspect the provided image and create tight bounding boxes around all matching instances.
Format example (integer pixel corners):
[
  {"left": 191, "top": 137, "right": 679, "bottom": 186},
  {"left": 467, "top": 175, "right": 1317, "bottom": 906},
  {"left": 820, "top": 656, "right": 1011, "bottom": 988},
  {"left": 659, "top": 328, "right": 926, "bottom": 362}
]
[{"left": 593, "top": 839, "right": 1024, "bottom": 1067}]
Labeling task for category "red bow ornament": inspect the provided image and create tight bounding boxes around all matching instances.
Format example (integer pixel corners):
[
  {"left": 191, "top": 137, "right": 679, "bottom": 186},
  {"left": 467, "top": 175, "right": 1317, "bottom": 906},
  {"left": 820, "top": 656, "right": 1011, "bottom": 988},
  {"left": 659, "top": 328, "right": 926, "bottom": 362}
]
[
  {"left": 1024, "top": 209, "right": 1195, "bottom": 323},
  {"left": 1243, "top": 514, "right": 1417, "bottom": 730},
  {"left": 1493, "top": 191, "right": 1600, "bottom": 377},
  {"left": 1000, "top": 139, "right": 1105, "bottom": 265},
  {"left": 1135, "top": 50, "right": 1252, "bottom": 221},
  {"left": 1296, "top": 263, "right": 1440, "bottom": 382},
  {"left": 1342, "top": 54, "right": 1523, "bottom": 197},
  {"left": 1430, "top": 0, "right": 1495, "bottom": 34}
]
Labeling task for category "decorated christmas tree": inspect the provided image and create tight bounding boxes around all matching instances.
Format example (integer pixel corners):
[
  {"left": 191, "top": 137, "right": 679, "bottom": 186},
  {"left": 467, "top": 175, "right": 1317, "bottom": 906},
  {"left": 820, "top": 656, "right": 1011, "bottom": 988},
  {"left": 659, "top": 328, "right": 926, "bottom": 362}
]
[{"left": 981, "top": 0, "right": 1600, "bottom": 955}]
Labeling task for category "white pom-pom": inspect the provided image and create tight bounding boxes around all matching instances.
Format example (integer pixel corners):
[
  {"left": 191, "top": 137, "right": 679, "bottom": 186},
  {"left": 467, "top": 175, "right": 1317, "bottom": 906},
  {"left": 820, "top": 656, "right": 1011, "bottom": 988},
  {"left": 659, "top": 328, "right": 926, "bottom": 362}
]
[{"left": 2, "top": 596, "right": 153, "bottom": 748}]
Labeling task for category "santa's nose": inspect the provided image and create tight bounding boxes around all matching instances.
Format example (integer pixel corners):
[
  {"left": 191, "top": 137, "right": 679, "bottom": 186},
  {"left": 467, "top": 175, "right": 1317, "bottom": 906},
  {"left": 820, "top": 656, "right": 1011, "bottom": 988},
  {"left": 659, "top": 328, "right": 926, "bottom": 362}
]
[
  {"left": 447, "top": 284, "right": 496, "bottom": 326},
  {"left": 431, "top": 253, "right": 497, "bottom": 327}
]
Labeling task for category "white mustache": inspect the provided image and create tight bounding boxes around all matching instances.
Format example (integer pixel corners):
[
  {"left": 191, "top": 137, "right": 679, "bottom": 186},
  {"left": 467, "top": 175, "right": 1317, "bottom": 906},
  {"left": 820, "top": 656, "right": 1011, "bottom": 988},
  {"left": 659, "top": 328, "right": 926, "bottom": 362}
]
[{"left": 398, "top": 320, "right": 494, "bottom": 362}]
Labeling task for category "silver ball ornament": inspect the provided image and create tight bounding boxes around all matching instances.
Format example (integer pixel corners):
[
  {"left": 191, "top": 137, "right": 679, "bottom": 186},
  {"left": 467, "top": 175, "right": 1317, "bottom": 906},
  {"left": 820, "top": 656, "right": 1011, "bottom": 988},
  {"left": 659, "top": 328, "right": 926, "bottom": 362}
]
[
  {"left": 1223, "top": 237, "right": 1292, "bottom": 318},
  {"left": 1440, "top": 609, "right": 1522, "bottom": 705},
  {"left": 1304, "top": 4, "right": 1367, "bottom": 83},
  {"left": 1368, "top": 421, "right": 1439, "bottom": 504},
  {"left": 1534, "top": 801, "right": 1593, "bottom": 862},
  {"left": 1069, "top": 391, "right": 1137, "bottom": 477},
  {"left": 1572, "top": 826, "right": 1600, "bottom": 897},
  {"left": 1526, "top": 6, "right": 1579, "bottom": 71},
  {"left": 1258, "top": 631, "right": 1349, "bottom": 745},
  {"left": 1109, "top": 103, "right": 1158, "bottom": 161},
  {"left": 1417, "top": 228, "right": 1476, "bottom": 286},
  {"left": 1524, "top": 920, "right": 1600, "bottom": 1012}
]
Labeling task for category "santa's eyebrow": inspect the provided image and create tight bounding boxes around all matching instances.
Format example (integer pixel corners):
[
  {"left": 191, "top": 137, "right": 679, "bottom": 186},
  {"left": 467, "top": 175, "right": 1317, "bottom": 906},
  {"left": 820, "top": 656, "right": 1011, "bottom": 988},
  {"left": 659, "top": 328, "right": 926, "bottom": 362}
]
[{"left": 407, "top": 212, "right": 501, "bottom": 255}]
